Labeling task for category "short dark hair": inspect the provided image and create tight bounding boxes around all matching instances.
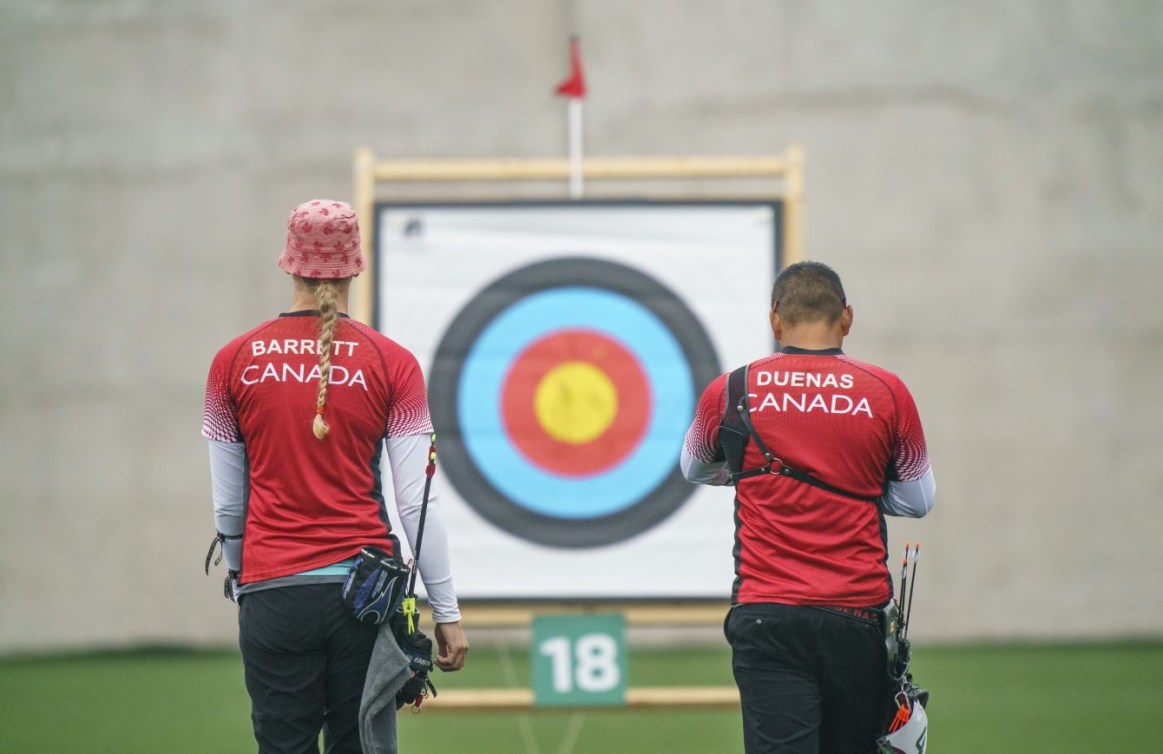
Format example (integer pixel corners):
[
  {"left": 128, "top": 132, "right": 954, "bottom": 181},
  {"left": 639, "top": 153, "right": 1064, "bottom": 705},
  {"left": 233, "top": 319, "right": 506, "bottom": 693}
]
[{"left": 770, "top": 261, "right": 847, "bottom": 325}]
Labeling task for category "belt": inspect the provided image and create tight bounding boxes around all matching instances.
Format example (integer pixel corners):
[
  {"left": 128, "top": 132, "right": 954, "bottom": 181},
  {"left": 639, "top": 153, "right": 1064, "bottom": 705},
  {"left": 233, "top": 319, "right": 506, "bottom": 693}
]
[{"left": 811, "top": 605, "right": 881, "bottom": 626}]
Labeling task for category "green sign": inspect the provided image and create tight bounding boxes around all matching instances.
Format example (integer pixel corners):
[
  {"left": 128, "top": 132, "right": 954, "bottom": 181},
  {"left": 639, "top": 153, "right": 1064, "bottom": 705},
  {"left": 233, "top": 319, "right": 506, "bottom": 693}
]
[{"left": 531, "top": 613, "right": 627, "bottom": 707}]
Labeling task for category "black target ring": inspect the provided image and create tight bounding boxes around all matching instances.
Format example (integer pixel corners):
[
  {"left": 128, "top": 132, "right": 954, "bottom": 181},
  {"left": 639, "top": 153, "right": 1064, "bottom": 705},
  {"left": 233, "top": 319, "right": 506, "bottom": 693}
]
[{"left": 429, "top": 257, "right": 720, "bottom": 548}]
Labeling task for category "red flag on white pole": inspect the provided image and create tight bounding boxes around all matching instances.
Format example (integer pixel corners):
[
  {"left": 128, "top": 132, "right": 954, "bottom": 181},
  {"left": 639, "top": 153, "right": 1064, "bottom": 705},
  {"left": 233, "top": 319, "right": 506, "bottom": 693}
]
[
  {"left": 555, "top": 37, "right": 586, "bottom": 198},
  {"left": 555, "top": 36, "right": 587, "bottom": 99}
]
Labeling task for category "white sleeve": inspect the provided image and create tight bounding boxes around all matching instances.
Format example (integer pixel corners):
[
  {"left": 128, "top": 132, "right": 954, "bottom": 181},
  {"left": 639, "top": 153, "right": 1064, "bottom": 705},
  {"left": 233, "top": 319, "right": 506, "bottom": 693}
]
[
  {"left": 386, "top": 434, "right": 461, "bottom": 624},
  {"left": 680, "top": 447, "right": 733, "bottom": 486},
  {"left": 208, "top": 440, "right": 248, "bottom": 571},
  {"left": 878, "top": 468, "right": 936, "bottom": 518}
]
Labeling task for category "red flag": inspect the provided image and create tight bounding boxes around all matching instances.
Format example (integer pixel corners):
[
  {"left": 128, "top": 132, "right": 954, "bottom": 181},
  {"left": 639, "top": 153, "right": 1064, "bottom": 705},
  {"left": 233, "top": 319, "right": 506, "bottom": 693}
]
[{"left": 555, "top": 37, "right": 586, "bottom": 98}]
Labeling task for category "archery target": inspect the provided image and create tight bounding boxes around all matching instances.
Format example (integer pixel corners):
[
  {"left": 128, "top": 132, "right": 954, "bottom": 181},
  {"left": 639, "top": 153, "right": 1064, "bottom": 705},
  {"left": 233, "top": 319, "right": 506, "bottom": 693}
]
[
  {"left": 429, "top": 257, "right": 720, "bottom": 548},
  {"left": 374, "top": 201, "right": 780, "bottom": 599}
]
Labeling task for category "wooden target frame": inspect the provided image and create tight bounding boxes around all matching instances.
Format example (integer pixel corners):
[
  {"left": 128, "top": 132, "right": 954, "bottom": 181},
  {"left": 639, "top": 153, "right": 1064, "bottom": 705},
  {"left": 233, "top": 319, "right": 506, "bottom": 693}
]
[
  {"left": 349, "top": 148, "right": 804, "bottom": 630},
  {"left": 351, "top": 148, "right": 804, "bottom": 325}
]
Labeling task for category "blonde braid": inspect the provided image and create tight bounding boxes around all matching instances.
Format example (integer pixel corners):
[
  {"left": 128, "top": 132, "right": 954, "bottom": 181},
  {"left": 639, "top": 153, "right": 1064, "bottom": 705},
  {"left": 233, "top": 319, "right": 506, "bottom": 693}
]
[{"left": 312, "top": 280, "right": 340, "bottom": 440}]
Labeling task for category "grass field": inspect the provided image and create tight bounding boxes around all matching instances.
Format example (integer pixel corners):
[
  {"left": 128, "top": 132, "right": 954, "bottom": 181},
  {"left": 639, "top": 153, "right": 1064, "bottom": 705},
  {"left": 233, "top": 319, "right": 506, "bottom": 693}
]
[{"left": 2, "top": 641, "right": 1161, "bottom": 753}]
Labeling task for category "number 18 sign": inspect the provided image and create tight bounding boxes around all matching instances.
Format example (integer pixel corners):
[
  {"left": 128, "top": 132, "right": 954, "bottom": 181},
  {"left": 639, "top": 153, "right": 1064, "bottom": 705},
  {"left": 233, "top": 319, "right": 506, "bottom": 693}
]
[{"left": 531, "top": 614, "right": 627, "bottom": 707}]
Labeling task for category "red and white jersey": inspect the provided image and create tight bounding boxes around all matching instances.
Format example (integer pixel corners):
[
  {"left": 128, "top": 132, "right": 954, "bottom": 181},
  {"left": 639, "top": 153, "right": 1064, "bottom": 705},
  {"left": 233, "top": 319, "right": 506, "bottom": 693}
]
[
  {"left": 202, "top": 312, "right": 434, "bottom": 585},
  {"left": 683, "top": 347, "right": 930, "bottom": 608}
]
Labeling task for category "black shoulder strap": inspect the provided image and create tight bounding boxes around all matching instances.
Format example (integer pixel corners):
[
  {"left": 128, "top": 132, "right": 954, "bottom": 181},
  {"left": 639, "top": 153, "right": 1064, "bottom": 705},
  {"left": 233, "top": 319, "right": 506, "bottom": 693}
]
[
  {"left": 719, "top": 364, "right": 879, "bottom": 503},
  {"left": 718, "top": 365, "right": 752, "bottom": 478},
  {"left": 720, "top": 364, "right": 776, "bottom": 482}
]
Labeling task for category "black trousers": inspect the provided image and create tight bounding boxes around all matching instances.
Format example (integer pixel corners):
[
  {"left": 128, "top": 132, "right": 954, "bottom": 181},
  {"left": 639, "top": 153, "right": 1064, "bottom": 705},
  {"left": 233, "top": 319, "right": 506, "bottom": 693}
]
[
  {"left": 726, "top": 603, "right": 890, "bottom": 754},
  {"left": 238, "top": 583, "right": 379, "bottom": 754}
]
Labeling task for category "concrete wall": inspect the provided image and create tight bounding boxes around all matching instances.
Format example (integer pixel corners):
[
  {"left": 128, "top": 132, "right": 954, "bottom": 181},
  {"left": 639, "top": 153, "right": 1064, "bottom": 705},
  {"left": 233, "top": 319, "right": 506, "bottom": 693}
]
[{"left": 2, "top": 0, "right": 1161, "bottom": 651}]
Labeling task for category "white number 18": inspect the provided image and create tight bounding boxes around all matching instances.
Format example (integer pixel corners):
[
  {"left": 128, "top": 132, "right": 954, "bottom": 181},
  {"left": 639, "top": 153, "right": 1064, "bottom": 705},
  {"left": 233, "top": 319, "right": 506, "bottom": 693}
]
[{"left": 539, "top": 633, "right": 621, "bottom": 693}]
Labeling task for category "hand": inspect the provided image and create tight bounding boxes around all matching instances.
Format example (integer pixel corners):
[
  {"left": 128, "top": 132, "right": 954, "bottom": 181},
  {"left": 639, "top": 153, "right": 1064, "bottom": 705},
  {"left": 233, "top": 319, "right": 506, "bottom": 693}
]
[{"left": 433, "top": 621, "right": 469, "bottom": 672}]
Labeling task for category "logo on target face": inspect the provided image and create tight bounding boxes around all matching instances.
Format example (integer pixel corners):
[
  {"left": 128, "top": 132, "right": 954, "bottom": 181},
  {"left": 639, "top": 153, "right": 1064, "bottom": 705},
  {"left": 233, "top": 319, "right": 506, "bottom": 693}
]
[{"left": 429, "top": 257, "right": 720, "bottom": 548}]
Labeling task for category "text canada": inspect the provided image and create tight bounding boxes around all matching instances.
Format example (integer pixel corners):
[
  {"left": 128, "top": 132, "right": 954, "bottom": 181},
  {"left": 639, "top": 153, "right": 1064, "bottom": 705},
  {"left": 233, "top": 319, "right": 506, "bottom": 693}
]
[
  {"left": 241, "top": 362, "right": 368, "bottom": 390},
  {"left": 750, "top": 391, "right": 873, "bottom": 417}
]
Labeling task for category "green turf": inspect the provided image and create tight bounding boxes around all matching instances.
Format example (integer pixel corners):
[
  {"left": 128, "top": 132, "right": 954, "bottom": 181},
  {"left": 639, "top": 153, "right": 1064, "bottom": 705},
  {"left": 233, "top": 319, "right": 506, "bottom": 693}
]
[
  {"left": 1, "top": 642, "right": 1161, "bottom": 752},
  {"left": 914, "top": 642, "right": 1163, "bottom": 752},
  {"left": 0, "top": 648, "right": 251, "bottom": 753}
]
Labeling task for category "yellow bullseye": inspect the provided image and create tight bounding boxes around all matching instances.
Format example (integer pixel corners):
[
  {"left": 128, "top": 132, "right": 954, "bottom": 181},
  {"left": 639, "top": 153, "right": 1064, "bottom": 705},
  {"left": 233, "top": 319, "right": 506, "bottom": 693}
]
[{"left": 534, "top": 361, "right": 618, "bottom": 444}]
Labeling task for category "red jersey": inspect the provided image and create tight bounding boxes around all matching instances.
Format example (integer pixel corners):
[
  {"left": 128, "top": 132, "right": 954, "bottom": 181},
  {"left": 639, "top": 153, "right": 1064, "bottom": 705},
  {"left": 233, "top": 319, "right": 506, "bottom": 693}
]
[
  {"left": 202, "top": 312, "right": 434, "bottom": 584},
  {"left": 684, "top": 347, "right": 930, "bottom": 607}
]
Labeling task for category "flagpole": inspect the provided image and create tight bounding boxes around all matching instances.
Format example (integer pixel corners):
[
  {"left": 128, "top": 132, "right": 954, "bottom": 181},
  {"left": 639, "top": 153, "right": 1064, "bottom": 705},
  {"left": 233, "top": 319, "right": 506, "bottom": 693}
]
[
  {"left": 568, "top": 98, "right": 583, "bottom": 199},
  {"left": 556, "top": 36, "right": 587, "bottom": 200}
]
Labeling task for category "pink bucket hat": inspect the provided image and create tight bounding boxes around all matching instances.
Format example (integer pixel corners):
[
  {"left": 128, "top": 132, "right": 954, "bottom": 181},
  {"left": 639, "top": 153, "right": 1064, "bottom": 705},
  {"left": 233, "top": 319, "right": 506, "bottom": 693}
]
[{"left": 277, "top": 199, "right": 365, "bottom": 279}]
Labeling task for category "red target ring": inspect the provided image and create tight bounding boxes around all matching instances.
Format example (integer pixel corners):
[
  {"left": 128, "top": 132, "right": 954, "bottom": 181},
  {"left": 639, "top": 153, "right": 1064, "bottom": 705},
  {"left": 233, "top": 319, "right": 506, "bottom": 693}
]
[{"left": 500, "top": 329, "right": 651, "bottom": 476}]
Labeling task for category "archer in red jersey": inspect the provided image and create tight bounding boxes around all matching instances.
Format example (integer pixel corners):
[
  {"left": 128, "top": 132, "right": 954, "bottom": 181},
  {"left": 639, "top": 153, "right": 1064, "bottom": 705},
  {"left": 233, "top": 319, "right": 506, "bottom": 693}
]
[
  {"left": 681, "top": 261, "right": 934, "bottom": 754},
  {"left": 203, "top": 199, "right": 468, "bottom": 753}
]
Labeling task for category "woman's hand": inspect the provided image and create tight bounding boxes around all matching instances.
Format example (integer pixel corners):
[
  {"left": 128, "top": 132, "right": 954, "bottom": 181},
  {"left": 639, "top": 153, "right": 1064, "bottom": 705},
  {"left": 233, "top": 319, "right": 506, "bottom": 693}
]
[{"left": 433, "top": 621, "right": 469, "bottom": 671}]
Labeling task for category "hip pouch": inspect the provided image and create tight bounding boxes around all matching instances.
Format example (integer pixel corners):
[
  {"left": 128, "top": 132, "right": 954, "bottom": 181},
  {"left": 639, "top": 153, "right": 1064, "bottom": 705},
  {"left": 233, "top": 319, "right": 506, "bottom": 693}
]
[{"left": 341, "top": 546, "right": 411, "bottom": 626}]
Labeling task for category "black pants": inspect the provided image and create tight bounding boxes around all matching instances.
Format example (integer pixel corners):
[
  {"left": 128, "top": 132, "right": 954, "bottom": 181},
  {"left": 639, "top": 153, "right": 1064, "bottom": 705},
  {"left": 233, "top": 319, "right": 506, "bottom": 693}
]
[
  {"left": 726, "top": 603, "right": 889, "bottom": 754},
  {"left": 238, "top": 583, "right": 379, "bottom": 754}
]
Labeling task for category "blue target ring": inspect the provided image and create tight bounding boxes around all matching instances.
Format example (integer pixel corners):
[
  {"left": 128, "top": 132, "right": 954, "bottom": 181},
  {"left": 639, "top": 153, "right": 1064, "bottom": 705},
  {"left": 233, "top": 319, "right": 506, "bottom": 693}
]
[
  {"left": 429, "top": 257, "right": 720, "bottom": 548},
  {"left": 458, "top": 287, "right": 693, "bottom": 518}
]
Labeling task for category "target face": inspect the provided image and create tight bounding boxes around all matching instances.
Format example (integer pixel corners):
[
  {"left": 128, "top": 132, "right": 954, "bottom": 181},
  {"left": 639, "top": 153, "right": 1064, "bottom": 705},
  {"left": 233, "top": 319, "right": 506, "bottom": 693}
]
[{"left": 429, "top": 257, "right": 720, "bottom": 548}]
